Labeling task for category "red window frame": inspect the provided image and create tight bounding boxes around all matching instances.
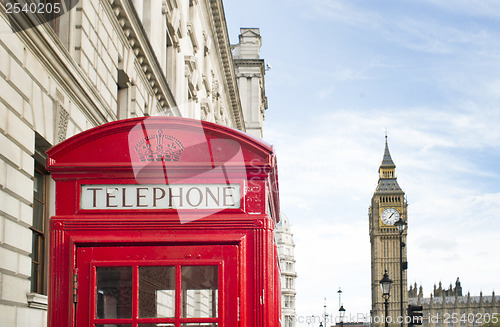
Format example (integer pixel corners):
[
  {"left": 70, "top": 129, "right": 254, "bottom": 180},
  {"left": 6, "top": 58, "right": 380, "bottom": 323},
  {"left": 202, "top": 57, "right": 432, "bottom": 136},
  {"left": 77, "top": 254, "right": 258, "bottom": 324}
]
[{"left": 76, "top": 245, "right": 238, "bottom": 327}]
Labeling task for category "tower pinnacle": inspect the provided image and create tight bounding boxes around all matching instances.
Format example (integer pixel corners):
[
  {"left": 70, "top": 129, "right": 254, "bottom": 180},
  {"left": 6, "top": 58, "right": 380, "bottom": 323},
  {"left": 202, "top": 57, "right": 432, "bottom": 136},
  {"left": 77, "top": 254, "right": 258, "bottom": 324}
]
[
  {"left": 378, "top": 136, "right": 397, "bottom": 180},
  {"left": 381, "top": 136, "right": 395, "bottom": 168}
]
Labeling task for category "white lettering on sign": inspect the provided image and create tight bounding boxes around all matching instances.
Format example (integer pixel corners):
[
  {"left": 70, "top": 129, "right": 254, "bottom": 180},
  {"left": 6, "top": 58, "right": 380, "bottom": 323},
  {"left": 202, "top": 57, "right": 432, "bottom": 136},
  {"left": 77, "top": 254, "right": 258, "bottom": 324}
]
[{"left": 81, "top": 184, "right": 241, "bottom": 210}]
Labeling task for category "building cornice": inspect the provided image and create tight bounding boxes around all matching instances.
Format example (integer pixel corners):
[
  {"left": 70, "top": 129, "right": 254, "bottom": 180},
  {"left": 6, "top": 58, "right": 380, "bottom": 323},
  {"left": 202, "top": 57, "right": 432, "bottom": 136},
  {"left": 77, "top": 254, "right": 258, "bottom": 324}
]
[
  {"left": 110, "top": 0, "right": 179, "bottom": 116},
  {"left": 233, "top": 58, "right": 265, "bottom": 73},
  {"left": 206, "top": 0, "right": 245, "bottom": 131}
]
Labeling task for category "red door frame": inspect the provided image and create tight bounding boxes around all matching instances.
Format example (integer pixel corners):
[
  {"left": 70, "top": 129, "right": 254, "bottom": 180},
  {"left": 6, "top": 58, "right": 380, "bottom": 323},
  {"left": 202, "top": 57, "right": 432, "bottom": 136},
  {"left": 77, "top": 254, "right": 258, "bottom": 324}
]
[{"left": 76, "top": 244, "right": 238, "bottom": 327}]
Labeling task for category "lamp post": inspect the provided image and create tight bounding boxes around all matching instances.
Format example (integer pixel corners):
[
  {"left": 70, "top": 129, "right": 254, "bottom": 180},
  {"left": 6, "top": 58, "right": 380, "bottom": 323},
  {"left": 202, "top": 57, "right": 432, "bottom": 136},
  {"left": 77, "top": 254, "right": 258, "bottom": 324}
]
[
  {"left": 323, "top": 297, "right": 328, "bottom": 327},
  {"left": 339, "top": 305, "right": 346, "bottom": 327},
  {"left": 395, "top": 218, "right": 407, "bottom": 327},
  {"left": 338, "top": 288, "right": 345, "bottom": 327},
  {"left": 380, "top": 269, "right": 393, "bottom": 327}
]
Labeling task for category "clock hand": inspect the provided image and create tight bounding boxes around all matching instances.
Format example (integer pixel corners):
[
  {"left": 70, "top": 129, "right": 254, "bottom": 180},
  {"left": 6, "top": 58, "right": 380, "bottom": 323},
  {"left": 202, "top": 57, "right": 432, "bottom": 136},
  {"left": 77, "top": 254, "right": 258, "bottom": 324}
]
[{"left": 388, "top": 213, "right": 394, "bottom": 219}]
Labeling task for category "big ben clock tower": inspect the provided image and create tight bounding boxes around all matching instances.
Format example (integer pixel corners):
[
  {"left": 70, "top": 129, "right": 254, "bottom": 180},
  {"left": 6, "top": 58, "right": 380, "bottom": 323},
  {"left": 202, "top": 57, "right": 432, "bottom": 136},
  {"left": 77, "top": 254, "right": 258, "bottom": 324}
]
[{"left": 369, "top": 136, "right": 408, "bottom": 326}]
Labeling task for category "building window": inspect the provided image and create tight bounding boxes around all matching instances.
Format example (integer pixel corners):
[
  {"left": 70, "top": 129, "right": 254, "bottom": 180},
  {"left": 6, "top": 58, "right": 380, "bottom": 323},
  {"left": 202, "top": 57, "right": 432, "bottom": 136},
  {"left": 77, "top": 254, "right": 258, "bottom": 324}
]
[
  {"left": 31, "top": 164, "right": 48, "bottom": 294},
  {"left": 43, "top": 0, "right": 76, "bottom": 49},
  {"left": 448, "top": 311, "right": 454, "bottom": 327},
  {"left": 117, "top": 69, "right": 130, "bottom": 119},
  {"left": 284, "top": 296, "right": 294, "bottom": 308},
  {"left": 285, "top": 277, "right": 294, "bottom": 289},
  {"left": 472, "top": 311, "right": 478, "bottom": 327},
  {"left": 30, "top": 133, "right": 52, "bottom": 295}
]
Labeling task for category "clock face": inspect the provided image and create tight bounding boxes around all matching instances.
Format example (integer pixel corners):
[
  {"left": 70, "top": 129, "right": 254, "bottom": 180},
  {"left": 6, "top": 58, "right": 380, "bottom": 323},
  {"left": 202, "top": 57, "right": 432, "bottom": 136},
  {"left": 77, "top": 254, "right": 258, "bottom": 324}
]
[{"left": 381, "top": 208, "right": 400, "bottom": 225}]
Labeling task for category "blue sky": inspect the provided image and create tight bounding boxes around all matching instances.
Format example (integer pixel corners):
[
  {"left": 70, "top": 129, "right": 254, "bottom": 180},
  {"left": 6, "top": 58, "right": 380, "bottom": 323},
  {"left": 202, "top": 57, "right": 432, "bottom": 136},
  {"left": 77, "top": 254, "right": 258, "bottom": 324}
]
[{"left": 225, "top": 1, "right": 500, "bottom": 324}]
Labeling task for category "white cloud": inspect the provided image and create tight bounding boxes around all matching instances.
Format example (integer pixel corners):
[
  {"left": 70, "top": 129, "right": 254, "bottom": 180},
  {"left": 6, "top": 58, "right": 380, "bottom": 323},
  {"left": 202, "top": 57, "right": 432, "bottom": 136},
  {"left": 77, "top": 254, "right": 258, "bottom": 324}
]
[
  {"left": 420, "top": 0, "right": 500, "bottom": 19},
  {"left": 307, "top": 0, "right": 383, "bottom": 28},
  {"left": 297, "top": 0, "right": 498, "bottom": 56}
]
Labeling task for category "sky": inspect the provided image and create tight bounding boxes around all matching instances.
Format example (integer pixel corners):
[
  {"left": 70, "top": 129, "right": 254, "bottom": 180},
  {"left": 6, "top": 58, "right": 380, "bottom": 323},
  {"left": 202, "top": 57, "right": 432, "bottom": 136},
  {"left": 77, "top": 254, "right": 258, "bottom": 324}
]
[{"left": 224, "top": 0, "right": 500, "bottom": 325}]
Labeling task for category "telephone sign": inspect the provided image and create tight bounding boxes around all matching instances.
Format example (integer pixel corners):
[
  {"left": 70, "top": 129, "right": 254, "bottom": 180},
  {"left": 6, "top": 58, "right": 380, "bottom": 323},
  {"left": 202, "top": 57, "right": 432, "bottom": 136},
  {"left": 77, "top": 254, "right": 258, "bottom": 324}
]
[{"left": 80, "top": 183, "right": 241, "bottom": 210}]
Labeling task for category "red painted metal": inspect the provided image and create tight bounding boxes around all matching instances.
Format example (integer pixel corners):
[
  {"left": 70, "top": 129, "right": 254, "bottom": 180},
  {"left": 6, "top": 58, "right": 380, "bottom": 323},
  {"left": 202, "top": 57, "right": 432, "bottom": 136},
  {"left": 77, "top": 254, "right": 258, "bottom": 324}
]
[{"left": 46, "top": 117, "right": 281, "bottom": 327}]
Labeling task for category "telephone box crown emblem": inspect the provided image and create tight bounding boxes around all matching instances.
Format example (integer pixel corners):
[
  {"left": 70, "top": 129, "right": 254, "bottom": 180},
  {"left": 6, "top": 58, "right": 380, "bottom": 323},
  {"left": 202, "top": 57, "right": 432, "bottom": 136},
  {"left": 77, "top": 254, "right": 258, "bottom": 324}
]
[{"left": 134, "top": 130, "right": 184, "bottom": 162}]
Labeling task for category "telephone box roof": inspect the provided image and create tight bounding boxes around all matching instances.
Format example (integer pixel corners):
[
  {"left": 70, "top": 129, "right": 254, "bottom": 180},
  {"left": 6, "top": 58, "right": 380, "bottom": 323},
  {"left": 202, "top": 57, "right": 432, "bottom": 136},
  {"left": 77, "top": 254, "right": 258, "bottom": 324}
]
[{"left": 46, "top": 116, "right": 275, "bottom": 173}]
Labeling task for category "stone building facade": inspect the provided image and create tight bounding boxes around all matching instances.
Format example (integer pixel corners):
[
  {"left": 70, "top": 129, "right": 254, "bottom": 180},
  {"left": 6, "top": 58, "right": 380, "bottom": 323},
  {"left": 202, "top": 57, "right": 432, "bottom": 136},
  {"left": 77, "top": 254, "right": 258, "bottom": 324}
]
[
  {"left": 409, "top": 279, "right": 500, "bottom": 327},
  {"left": 0, "top": 1, "right": 267, "bottom": 326},
  {"left": 276, "top": 213, "right": 298, "bottom": 327}
]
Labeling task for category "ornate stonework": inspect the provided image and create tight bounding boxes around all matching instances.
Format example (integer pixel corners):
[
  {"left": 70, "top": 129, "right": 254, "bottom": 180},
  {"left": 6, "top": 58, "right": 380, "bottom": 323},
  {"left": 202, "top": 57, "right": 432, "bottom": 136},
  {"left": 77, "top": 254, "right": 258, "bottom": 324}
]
[
  {"left": 409, "top": 279, "right": 500, "bottom": 327},
  {"left": 56, "top": 106, "right": 69, "bottom": 143}
]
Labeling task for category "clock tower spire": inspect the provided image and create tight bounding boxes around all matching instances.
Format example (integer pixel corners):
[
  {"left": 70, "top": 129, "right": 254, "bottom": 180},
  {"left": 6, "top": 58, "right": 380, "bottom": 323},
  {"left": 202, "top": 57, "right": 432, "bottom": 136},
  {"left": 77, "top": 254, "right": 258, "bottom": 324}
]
[
  {"left": 379, "top": 135, "right": 396, "bottom": 178},
  {"left": 369, "top": 137, "right": 408, "bottom": 326}
]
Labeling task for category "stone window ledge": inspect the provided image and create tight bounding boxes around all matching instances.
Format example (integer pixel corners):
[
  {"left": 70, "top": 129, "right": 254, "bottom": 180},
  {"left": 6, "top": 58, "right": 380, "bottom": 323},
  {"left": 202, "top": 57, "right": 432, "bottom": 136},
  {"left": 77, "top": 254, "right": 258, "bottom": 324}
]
[{"left": 27, "top": 293, "right": 48, "bottom": 310}]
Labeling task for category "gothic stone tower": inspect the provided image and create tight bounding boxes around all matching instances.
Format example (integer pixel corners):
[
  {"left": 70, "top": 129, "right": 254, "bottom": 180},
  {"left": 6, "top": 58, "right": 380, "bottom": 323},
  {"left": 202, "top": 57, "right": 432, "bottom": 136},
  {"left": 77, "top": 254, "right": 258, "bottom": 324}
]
[{"left": 369, "top": 137, "right": 408, "bottom": 326}]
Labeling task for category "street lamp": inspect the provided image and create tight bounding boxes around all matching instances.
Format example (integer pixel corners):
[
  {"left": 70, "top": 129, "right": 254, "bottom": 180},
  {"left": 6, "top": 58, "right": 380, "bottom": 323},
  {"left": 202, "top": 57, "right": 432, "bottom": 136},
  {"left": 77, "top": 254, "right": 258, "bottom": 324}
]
[
  {"left": 380, "top": 269, "right": 393, "bottom": 327},
  {"left": 395, "top": 218, "right": 407, "bottom": 327},
  {"left": 323, "top": 297, "right": 328, "bottom": 327},
  {"left": 395, "top": 218, "right": 406, "bottom": 234},
  {"left": 339, "top": 305, "right": 346, "bottom": 327}
]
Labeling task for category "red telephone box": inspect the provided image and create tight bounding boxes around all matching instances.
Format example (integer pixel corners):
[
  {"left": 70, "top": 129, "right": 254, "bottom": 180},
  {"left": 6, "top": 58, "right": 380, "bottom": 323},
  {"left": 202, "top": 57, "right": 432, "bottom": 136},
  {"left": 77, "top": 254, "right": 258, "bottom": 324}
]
[{"left": 46, "top": 117, "right": 281, "bottom": 327}]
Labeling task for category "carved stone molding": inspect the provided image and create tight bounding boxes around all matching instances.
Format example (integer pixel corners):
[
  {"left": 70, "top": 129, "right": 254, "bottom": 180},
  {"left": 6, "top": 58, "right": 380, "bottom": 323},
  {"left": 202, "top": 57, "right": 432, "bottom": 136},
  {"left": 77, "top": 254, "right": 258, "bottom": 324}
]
[
  {"left": 27, "top": 293, "right": 48, "bottom": 310},
  {"left": 56, "top": 106, "right": 69, "bottom": 143},
  {"left": 110, "top": 0, "right": 178, "bottom": 115},
  {"left": 206, "top": 0, "right": 244, "bottom": 130}
]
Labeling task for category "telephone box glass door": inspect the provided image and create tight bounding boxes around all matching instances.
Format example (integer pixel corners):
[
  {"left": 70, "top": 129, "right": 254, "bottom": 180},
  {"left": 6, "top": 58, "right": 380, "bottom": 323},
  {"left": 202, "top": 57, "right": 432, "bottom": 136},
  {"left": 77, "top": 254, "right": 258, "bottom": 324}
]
[{"left": 76, "top": 245, "right": 238, "bottom": 327}]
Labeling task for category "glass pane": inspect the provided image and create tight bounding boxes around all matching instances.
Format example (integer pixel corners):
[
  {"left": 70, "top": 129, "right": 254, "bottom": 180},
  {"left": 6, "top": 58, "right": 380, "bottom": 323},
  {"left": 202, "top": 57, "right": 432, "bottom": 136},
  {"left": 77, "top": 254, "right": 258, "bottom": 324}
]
[
  {"left": 31, "top": 233, "right": 40, "bottom": 262},
  {"left": 181, "top": 324, "right": 218, "bottom": 327},
  {"left": 95, "top": 325, "right": 132, "bottom": 327},
  {"left": 34, "top": 170, "right": 44, "bottom": 199},
  {"left": 30, "top": 258, "right": 39, "bottom": 292},
  {"left": 32, "top": 200, "right": 44, "bottom": 231},
  {"left": 138, "top": 324, "right": 175, "bottom": 327},
  {"left": 139, "top": 266, "right": 175, "bottom": 318},
  {"left": 181, "top": 266, "right": 218, "bottom": 318},
  {"left": 96, "top": 267, "right": 133, "bottom": 319},
  {"left": 30, "top": 232, "right": 43, "bottom": 293}
]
